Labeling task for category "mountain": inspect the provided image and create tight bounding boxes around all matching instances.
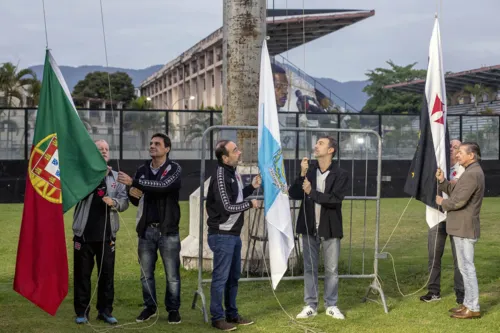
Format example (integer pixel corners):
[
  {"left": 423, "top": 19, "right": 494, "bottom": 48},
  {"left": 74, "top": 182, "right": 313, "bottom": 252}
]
[
  {"left": 27, "top": 64, "right": 369, "bottom": 109},
  {"left": 314, "top": 77, "right": 369, "bottom": 111},
  {"left": 28, "top": 64, "right": 163, "bottom": 91}
]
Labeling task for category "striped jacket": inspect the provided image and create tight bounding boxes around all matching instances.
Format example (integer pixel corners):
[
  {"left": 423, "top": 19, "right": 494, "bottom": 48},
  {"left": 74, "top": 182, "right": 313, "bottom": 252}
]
[
  {"left": 129, "top": 159, "right": 182, "bottom": 237},
  {"left": 206, "top": 162, "right": 256, "bottom": 235}
]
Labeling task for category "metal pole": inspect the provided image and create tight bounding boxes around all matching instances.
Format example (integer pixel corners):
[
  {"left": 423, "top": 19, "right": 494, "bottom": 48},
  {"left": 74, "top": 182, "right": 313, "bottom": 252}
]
[
  {"left": 193, "top": 126, "right": 209, "bottom": 323},
  {"left": 209, "top": 112, "right": 214, "bottom": 160},
  {"left": 459, "top": 115, "right": 463, "bottom": 142},
  {"left": 203, "top": 274, "right": 377, "bottom": 283},
  {"left": 119, "top": 110, "right": 123, "bottom": 161},
  {"left": 24, "top": 108, "right": 29, "bottom": 160}
]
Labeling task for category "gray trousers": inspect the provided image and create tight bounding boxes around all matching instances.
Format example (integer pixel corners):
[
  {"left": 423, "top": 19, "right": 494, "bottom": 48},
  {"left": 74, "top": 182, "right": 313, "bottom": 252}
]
[
  {"left": 454, "top": 237, "right": 479, "bottom": 311},
  {"left": 428, "top": 221, "right": 464, "bottom": 300},
  {"left": 302, "top": 234, "right": 340, "bottom": 309}
]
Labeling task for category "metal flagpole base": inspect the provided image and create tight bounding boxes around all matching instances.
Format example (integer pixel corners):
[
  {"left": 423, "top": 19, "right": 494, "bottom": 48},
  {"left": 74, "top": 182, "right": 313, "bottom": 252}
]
[
  {"left": 192, "top": 288, "right": 209, "bottom": 323},
  {"left": 362, "top": 278, "right": 389, "bottom": 313}
]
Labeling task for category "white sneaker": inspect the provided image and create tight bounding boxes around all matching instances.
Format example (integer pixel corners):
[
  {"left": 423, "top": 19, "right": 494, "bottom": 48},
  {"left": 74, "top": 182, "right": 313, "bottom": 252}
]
[
  {"left": 296, "top": 305, "right": 317, "bottom": 319},
  {"left": 326, "top": 306, "right": 345, "bottom": 320}
]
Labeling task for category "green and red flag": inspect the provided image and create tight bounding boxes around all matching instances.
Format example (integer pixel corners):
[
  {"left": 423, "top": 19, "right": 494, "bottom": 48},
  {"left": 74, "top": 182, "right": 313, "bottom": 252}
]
[{"left": 14, "top": 50, "right": 107, "bottom": 315}]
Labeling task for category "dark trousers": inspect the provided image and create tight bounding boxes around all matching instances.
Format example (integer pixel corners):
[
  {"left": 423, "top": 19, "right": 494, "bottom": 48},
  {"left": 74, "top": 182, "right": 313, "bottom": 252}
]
[
  {"left": 208, "top": 233, "right": 241, "bottom": 323},
  {"left": 428, "top": 221, "right": 464, "bottom": 301},
  {"left": 74, "top": 240, "right": 116, "bottom": 316},
  {"left": 138, "top": 226, "right": 181, "bottom": 311}
]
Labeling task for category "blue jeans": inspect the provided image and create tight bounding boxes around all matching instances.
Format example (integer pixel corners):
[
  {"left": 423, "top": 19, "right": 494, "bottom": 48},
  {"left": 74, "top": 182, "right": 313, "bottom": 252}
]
[
  {"left": 138, "top": 226, "right": 181, "bottom": 311},
  {"left": 208, "top": 233, "right": 241, "bottom": 323},
  {"left": 302, "top": 234, "right": 341, "bottom": 309},
  {"left": 454, "top": 237, "right": 479, "bottom": 312}
]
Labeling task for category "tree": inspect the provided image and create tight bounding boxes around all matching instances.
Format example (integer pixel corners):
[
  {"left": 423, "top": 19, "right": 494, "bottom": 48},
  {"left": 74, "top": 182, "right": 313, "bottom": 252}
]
[
  {"left": 185, "top": 111, "right": 223, "bottom": 143},
  {"left": 26, "top": 73, "right": 42, "bottom": 107},
  {"left": 463, "top": 84, "right": 493, "bottom": 115},
  {"left": 128, "top": 96, "right": 153, "bottom": 110},
  {"left": 362, "top": 60, "right": 427, "bottom": 114},
  {"left": 0, "top": 62, "right": 37, "bottom": 154},
  {"left": 183, "top": 105, "right": 222, "bottom": 143},
  {"left": 76, "top": 111, "right": 93, "bottom": 133},
  {"left": 124, "top": 97, "right": 161, "bottom": 155},
  {"left": 73, "top": 71, "right": 135, "bottom": 104},
  {"left": 462, "top": 84, "right": 495, "bottom": 142},
  {"left": 0, "top": 62, "right": 36, "bottom": 107}
]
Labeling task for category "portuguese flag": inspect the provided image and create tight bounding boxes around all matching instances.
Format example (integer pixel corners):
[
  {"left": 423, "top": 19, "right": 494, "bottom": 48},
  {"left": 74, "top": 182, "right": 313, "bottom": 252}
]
[{"left": 13, "top": 50, "right": 108, "bottom": 315}]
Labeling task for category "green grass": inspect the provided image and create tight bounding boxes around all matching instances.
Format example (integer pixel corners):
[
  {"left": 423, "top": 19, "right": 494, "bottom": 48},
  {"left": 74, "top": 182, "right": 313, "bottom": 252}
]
[{"left": 1, "top": 198, "right": 500, "bottom": 332}]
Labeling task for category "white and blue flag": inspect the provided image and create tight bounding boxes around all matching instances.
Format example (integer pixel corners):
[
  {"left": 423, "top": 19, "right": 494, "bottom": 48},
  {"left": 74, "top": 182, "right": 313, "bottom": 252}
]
[{"left": 257, "top": 40, "right": 295, "bottom": 290}]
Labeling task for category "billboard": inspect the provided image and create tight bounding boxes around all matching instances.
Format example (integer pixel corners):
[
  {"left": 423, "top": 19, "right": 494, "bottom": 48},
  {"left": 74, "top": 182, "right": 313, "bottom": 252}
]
[{"left": 271, "top": 62, "right": 340, "bottom": 114}]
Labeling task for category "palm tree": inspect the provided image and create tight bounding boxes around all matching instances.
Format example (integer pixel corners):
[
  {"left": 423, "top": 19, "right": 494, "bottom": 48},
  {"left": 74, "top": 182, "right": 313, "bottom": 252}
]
[
  {"left": 77, "top": 111, "right": 93, "bottom": 133},
  {"left": 184, "top": 112, "right": 222, "bottom": 143},
  {"left": 0, "top": 62, "right": 36, "bottom": 107},
  {"left": 26, "top": 73, "right": 42, "bottom": 107},
  {"left": 463, "top": 84, "right": 494, "bottom": 142},
  {"left": 464, "top": 84, "right": 493, "bottom": 115},
  {"left": 0, "top": 62, "right": 36, "bottom": 153},
  {"left": 184, "top": 105, "right": 222, "bottom": 143},
  {"left": 126, "top": 96, "right": 161, "bottom": 157}
]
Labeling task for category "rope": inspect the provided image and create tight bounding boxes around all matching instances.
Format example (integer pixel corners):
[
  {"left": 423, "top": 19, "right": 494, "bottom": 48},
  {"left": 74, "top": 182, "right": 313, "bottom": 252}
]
[
  {"left": 78, "top": 196, "right": 160, "bottom": 332},
  {"left": 296, "top": 0, "right": 321, "bottom": 316},
  {"left": 77, "top": 1, "right": 159, "bottom": 330},
  {"left": 251, "top": 180, "right": 323, "bottom": 333},
  {"left": 83, "top": 209, "right": 161, "bottom": 333},
  {"left": 99, "top": 0, "right": 119, "bottom": 172},
  {"left": 379, "top": 196, "right": 445, "bottom": 298}
]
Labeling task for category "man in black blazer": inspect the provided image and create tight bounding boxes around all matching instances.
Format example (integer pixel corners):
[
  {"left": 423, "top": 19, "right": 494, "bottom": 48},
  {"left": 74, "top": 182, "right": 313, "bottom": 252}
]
[{"left": 289, "top": 136, "right": 349, "bottom": 320}]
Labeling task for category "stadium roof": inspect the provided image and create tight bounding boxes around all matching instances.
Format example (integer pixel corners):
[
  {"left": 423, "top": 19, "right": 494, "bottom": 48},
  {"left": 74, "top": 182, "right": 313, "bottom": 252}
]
[
  {"left": 384, "top": 64, "right": 500, "bottom": 95},
  {"left": 141, "top": 9, "right": 374, "bottom": 86},
  {"left": 266, "top": 9, "right": 375, "bottom": 55}
]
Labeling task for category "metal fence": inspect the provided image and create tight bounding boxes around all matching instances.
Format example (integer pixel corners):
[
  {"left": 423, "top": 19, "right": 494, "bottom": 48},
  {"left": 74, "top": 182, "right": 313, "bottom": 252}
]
[
  {"left": 192, "top": 126, "right": 388, "bottom": 322},
  {"left": 1, "top": 108, "right": 499, "bottom": 160}
]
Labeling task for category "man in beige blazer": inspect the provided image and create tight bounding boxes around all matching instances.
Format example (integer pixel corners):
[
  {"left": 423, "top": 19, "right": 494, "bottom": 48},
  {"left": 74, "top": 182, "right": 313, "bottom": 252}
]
[{"left": 436, "top": 142, "right": 484, "bottom": 319}]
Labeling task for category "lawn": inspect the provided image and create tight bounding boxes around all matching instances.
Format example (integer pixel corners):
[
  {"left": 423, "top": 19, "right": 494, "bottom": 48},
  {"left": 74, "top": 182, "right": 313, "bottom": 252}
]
[{"left": 1, "top": 198, "right": 499, "bottom": 332}]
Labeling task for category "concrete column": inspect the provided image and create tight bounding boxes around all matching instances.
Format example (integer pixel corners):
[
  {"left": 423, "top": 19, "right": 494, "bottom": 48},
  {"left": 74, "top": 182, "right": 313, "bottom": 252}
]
[{"left": 223, "top": 0, "right": 266, "bottom": 160}]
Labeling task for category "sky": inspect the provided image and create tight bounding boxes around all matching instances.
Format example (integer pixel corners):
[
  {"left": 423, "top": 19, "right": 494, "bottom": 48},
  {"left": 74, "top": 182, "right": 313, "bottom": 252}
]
[{"left": 1, "top": 0, "right": 499, "bottom": 82}]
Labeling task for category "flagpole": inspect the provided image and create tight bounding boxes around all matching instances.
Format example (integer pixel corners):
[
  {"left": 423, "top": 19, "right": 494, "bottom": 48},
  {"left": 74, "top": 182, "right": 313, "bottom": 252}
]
[{"left": 41, "top": 0, "right": 49, "bottom": 49}]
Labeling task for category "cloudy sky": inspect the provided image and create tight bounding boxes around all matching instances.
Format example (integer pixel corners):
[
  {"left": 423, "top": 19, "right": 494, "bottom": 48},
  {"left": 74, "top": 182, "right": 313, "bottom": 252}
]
[{"left": 1, "top": 0, "right": 499, "bottom": 82}]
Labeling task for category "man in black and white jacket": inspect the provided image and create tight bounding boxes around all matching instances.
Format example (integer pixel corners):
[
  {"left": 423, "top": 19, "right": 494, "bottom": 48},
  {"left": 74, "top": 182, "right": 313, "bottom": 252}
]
[
  {"left": 206, "top": 139, "right": 261, "bottom": 331},
  {"left": 289, "top": 135, "right": 349, "bottom": 321},
  {"left": 117, "top": 133, "right": 182, "bottom": 324}
]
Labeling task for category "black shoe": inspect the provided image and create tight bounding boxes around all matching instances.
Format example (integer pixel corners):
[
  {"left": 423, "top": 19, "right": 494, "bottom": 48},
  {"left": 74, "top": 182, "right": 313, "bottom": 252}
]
[
  {"left": 212, "top": 319, "right": 237, "bottom": 331},
  {"left": 136, "top": 307, "right": 157, "bottom": 323},
  {"left": 168, "top": 310, "right": 181, "bottom": 324},
  {"left": 419, "top": 292, "right": 441, "bottom": 302}
]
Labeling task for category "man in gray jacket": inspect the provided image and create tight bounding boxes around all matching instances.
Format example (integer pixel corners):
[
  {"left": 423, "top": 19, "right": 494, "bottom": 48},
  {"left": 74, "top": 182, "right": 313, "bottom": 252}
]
[
  {"left": 436, "top": 142, "right": 484, "bottom": 319},
  {"left": 72, "top": 140, "right": 129, "bottom": 325}
]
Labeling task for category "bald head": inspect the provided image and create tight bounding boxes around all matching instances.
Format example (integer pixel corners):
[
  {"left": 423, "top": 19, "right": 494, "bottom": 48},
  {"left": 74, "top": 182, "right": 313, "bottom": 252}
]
[{"left": 450, "top": 139, "right": 461, "bottom": 165}]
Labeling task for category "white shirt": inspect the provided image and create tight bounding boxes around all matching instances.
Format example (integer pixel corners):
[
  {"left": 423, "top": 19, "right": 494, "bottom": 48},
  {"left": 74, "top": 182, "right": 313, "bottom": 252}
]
[
  {"left": 315, "top": 169, "right": 330, "bottom": 231},
  {"left": 450, "top": 162, "right": 465, "bottom": 181},
  {"left": 235, "top": 171, "right": 243, "bottom": 203}
]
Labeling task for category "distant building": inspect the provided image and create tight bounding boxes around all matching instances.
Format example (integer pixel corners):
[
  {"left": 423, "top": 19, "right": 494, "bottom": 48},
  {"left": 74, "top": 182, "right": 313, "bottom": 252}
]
[{"left": 140, "top": 10, "right": 375, "bottom": 110}]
